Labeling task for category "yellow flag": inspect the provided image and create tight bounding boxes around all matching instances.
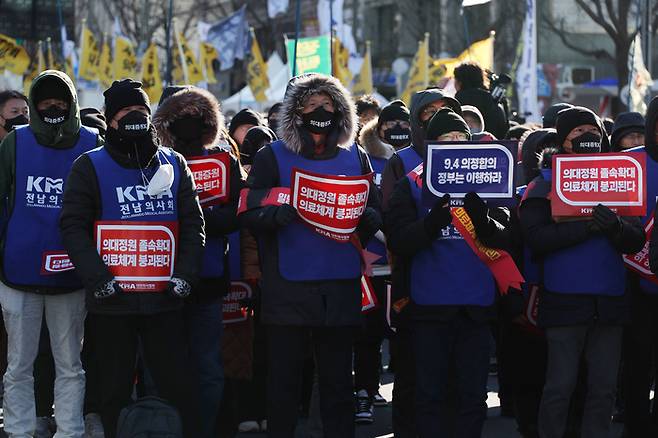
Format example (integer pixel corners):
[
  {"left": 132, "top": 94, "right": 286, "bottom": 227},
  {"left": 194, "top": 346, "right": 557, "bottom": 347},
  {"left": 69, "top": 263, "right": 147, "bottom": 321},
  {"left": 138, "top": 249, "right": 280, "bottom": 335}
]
[
  {"left": 247, "top": 29, "right": 269, "bottom": 103},
  {"left": 172, "top": 38, "right": 184, "bottom": 84},
  {"left": 177, "top": 32, "right": 204, "bottom": 84},
  {"left": 141, "top": 43, "right": 163, "bottom": 103},
  {"left": 351, "top": 41, "right": 373, "bottom": 96},
  {"left": 454, "top": 34, "right": 494, "bottom": 71},
  {"left": 79, "top": 26, "right": 100, "bottom": 81},
  {"left": 37, "top": 40, "right": 45, "bottom": 73},
  {"left": 23, "top": 60, "right": 38, "bottom": 95},
  {"left": 332, "top": 35, "right": 353, "bottom": 87},
  {"left": 65, "top": 55, "right": 75, "bottom": 83},
  {"left": 200, "top": 42, "right": 218, "bottom": 84},
  {"left": 428, "top": 57, "right": 458, "bottom": 85},
  {"left": 97, "top": 37, "right": 114, "bottom": 88},
  {"left": 113, "top": 36, "right": 137, "bottom": 80},
  {"left": 0, "top": 33, "right": 31, "bottom": 75},
  {"left": 401, "top": 34, "right": 429, "bottom": 105}
]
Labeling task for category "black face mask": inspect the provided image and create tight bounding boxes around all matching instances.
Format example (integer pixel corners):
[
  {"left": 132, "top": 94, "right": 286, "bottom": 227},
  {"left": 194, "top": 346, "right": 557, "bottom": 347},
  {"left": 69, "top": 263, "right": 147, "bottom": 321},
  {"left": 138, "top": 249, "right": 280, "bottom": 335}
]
[
  {"left": 117, "top": 111, "right": 151, "bottom": 138},
  {"left": 384, "top": 126, "right": 411, "bottom": 148},
  {"left": 107, "top": 126, "right": 158, "bottom": 162},
  {"left": 39, "top": 106, "right": 67, "bottom": 125},
  {"left": 171, "top": 116, "right": 205, "bottom": 142},
  {"left": 3, "top": 114, "right": 28, "bottom": 132},
  {"left": 302, "top": 107, "right": 334, "bottom": 134},
  {"left": 571, "top": 132, "right": 602, "bottom": 154}
]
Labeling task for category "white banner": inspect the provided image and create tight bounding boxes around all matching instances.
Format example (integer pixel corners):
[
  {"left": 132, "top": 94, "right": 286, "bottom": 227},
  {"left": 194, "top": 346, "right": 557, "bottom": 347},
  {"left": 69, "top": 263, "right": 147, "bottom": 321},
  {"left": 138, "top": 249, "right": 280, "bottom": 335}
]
[
  {"left": 268, "top": 0, "right": 289, "bottom": 18},
  {"left": 516, "top": 0, "right": 541, "bottom": 123}
]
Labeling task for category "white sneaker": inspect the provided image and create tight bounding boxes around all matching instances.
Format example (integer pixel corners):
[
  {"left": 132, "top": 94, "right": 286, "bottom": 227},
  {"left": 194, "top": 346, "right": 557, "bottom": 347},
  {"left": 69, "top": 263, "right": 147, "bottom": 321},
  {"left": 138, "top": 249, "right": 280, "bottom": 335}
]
[
  {"left": 84, "top": 412, "right": 105, "bottom": 438},
  {"left": 34, "top": 416, "right": 55, "bottom": 438},
  {"left": 259, "top": 419, "right": 268, "bottom": 432},
  {"left": 238, "top": 420, "right": 260, "bottom": 432}
]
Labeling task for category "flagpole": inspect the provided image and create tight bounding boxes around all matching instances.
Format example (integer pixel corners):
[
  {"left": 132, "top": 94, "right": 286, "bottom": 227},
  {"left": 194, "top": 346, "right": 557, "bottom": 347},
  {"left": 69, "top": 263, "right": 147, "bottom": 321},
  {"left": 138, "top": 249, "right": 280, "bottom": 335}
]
[
  {"left": 330, "top": 0, "right": 334, "bottom": 76},
  {"left": 292, "top": 0, "right": 301, "bottom": 76},
  {"left": 165, "top": 0, "right": 174, "bottom": 85},
  {"left": 56, "top": 0, "right": 66, "bottom": 61},
  {"left": 461, "top": 6, "right": 472, "bottom": 59}
]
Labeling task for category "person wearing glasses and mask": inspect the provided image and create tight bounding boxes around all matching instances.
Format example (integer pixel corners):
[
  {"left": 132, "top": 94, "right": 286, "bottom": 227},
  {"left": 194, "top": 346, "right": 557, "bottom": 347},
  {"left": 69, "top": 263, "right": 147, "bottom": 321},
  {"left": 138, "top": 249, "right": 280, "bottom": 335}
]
[
  {"left": 0, "top": 90, "right": 29, "bottom": 141},
  {"left": 60, "top": 79, "right": 204, "bottom": 438}
]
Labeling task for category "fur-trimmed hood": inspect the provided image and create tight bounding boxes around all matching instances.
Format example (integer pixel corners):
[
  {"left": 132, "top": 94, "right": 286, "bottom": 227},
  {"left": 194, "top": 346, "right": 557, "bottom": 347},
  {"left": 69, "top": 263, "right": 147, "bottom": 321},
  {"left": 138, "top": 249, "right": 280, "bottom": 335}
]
[
  {"left": 153, "top": 86, "right": 225, "bottom": 148},
  {"left": 278, "top": 74, "right": 357, "bottom": 153},
  {"left": 358, "top": 118, "right": 395, "bottom": 159}
]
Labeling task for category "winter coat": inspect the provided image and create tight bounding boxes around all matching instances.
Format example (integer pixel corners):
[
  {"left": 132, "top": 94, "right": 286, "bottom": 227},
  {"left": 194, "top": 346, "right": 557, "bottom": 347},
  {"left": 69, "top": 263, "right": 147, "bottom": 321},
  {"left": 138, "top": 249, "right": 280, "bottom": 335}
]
[
  {"left": 0, "top": 70, "right": 103, "bottom": 294},
  {"left": 153, "top": 86, "right": 243, "bottom": 304},
  {"left": 519, "top": 168, "right": 645, "bottom": 327},
  {"left": 455, "top": 87, "right": 508, "bottom": 140},
  {"left": 241, "top": 74, "right": 381, "bottom": 327},
  {"left": 59, "top": 131, "right": 205, "bottom": 315},
  {"left": 358, "top": 118, "right": 395, "bottom": 161}
]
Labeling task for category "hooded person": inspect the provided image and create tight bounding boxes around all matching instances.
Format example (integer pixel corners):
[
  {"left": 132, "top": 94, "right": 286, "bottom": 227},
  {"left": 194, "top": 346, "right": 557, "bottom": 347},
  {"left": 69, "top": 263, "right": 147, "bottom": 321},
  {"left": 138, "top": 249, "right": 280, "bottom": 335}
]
[
  {"left": 240, "top": 73, "right": 382, "bottom": 438},
  {"left": 0, "top": 70, "right": 101, "bottom": 438},
  {"left": 240, "top": 125, "right": 277, "bottom": 167},
  {"left": 229, "top": 108, "right": 265, "bottom": 147},
  {"left": 519, "top": 105, "right": 645, "bottom": 438},
  {"left": 59, "top": 79, "right": 204, "bottom": 438},
  {"left": 610, "top": 111, "right": 645, "bottom": 151},
  {"left": 0, "top": 90, "right": 29, "bottom": 141},
  {"left": 80, "top": 107, "right": 107, "bottom": 137},
  {"left": 267, "top": 102, "right": 283, "bottom": 135},
  {"left": 542, "top": 102, "right": 573, "bottom": 129},
  {"left": 153, "top": 85, "right": 243, "bottom": 438},
  {"left": 519, "top": 128, "right": 558, "bottom": 185},
  {"left": 385, "top": 107, "right": 516, "bottom": 438}
]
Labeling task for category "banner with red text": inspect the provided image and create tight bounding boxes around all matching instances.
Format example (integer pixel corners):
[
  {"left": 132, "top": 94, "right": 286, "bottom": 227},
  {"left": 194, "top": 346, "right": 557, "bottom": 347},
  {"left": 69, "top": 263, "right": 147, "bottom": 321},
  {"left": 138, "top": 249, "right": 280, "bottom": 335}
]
[
  {"left": 188, "top": 152, "right": 231, "bottom": 206},
  {"left": 95, "top": 221, "right": 178, "bottom": 292},
  {"left": 623, "top": 215, "right": 658, "bottom": 284},
  {"left": 223, "top": 281, "right": 254, "bottom": 324},
  {"left": 551, "top": 153, "right": 646, "bottom": 217}
]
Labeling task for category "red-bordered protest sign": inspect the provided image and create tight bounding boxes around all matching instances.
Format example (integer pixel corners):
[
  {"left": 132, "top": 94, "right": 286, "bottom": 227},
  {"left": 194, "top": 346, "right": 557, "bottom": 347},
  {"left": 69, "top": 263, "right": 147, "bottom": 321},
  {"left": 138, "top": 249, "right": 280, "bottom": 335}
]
[
  {"left": 95, "top": 221, "right": 178, "bottom": 292},
  {"left": 551, "top": 153, "right": 646, "bottom": 217},
  {"left": 290, "top": 167, "right": 372, "bottom": 242},
  {"left": 41, "top": 251, "right": 74, "bottom": 275},
  {"left": 223, "top": 281, "right": 253, "bottom": 324},
  {"left": 623, "top": 215, "right": 658, "bottom": 284},
  {"left": 361, "top": 275, "right": 378, "bottom": 313},
  {"left": 187, "top": 152, "right": 230, "bottom": 206}
]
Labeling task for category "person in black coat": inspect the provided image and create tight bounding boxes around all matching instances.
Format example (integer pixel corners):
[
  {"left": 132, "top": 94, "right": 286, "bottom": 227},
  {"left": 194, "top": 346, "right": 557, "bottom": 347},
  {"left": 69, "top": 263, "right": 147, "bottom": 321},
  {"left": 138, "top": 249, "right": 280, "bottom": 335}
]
[
  {"left": 386, "top": 107, "right": 515, "bottom": 438},
  {"left": 519, "top": 106, "right": 645, "bottom": 438},
  {"left": 60, "top": 80, "right": 205, "bottom": 438},
  {"left": 240, "top": 73, "right": 381, "bottom": 438}
]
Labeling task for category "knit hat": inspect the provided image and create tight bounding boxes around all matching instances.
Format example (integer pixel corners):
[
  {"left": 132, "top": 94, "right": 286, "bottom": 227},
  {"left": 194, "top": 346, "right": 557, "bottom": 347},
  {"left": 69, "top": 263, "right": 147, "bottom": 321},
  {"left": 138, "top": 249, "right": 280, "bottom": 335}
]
[
  {"left": 32, "top": 76, "right": 71, "bottom": 105},
  {"left": 555, "top": 106, "right": 601, "bottom": 147},
  {"left": 229, "top": 108, "right": 264, "bottom": 137},
  {"left": 378, "top": 100, "right": 410, "bottom": 125},
  {"left": 426, "top": 107, "right": 471, "bottom": 140},
  {"left": 103, "top": 79, "right": 151, "bottom": 123},
  {"left": 159, "top": 85, "right": 190, "bottom": 106},
  {"left": 542, "top": 103, "right": 573, "bottom": 128},
  {"left": 80, "top": 107, "right": 107, "bottom": 136},
  {"left": 611, "top": 112, "right": 645, "bottom": 149}
]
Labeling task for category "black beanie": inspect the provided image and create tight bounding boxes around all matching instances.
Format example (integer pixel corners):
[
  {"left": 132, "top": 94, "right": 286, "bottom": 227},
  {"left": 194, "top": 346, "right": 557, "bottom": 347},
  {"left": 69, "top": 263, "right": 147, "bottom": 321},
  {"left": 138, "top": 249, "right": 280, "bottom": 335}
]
[
  {"left": 229, "top": 108, "right": 263, "bottom": 137},
  {"left": 159, "top": 85, "right": 190, "bottom": 106},
  {"left": 555, "top": 106, "right": 601, "bottom": 147},
  {"left": 426, "top": 107, "right": 471, "bottom": 140},
  {"left": 543, "top": 103, "right": 573, "bottom": 128},
  {"left": 611, "top": 112, "right": 645, "bottom": 150},
  {"left": 33, "top": 76, "right": 70, "bottom": 105},
  {"left": 378, "top": 100, "right": 410, "bottom": 126},
  {"left": 80, "top": 107, "right": 107, "bottom": 136},
  {"left": 103, "top": 79, "right": 151, "bottom": 123}
]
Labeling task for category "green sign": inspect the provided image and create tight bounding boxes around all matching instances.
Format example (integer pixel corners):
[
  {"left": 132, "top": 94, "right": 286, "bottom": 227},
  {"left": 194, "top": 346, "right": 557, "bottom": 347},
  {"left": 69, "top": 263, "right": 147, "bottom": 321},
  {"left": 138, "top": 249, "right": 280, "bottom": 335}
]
[{"left": 286, "top": 35, "right": 331, "bottom": 76}]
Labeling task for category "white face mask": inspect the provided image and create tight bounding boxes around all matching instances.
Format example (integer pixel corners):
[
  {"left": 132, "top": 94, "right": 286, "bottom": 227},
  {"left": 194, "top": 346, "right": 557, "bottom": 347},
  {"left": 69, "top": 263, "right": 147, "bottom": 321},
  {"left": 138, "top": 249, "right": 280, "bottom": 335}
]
[{"left": 146, "top": 163, "right": 174, "bottom": 196}]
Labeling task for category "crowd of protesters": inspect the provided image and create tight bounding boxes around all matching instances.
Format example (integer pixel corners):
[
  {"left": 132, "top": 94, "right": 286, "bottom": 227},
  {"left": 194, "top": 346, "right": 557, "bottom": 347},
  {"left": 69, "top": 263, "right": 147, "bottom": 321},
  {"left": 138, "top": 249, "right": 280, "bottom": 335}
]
[{"left": 0, "top": 60, "right": 656, "bottom": 438}]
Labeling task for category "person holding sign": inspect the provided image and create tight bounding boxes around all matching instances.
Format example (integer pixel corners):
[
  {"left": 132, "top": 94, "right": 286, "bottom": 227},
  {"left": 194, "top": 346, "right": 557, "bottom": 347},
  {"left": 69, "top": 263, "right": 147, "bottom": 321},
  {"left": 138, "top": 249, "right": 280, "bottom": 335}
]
[
  {"left": 519, "top": 106, "right": 645, "bottom": 438},
  {"left": 385, "top": 107, "right": 517, "bottom": 438},
  {"left": 60, "top": 79, "right": 205, "bottom": 438},
  {"left": 241, "top": 73, "right": 381, "bottom": 438},
  {"left": 0, "top": 70, "right": 101, "bottom": 438},
  {"left": 154, "top": 85, "right": 243, "bottom": 438}
]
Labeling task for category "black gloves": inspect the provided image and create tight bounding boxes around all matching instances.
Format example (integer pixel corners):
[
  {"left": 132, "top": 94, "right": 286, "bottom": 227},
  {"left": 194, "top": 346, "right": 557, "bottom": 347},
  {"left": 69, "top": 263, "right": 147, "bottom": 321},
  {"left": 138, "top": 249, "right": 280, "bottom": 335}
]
[
  {"left": 94, "top": 279, "right": 122, "bottom": 302},
  {"left": 358, "top": 207, "right": 383, "bottom": 234},
  {"left": 464, "top": 192, "right": 492, "bottom": 237},
  {"left": 424, "top": 194, "right": 452, "bottom": 235},
  {"left": 590, "top": 204, "right": 621, "bottom": 236},
  {"left": 274, "top": 204, "right": 298, "bottom": 227},
  {"left": 166, "top": 276, "right": 192, "bottom": 299}
]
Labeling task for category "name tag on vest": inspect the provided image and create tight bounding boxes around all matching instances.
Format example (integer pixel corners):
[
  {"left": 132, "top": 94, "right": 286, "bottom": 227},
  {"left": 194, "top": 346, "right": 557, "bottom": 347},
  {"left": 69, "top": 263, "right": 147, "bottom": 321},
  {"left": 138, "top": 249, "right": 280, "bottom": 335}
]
[
  {"left": 188, "top": 152, "right": 231, "bottom": 207},
  {"left": 95, "top": 221, "right": 178, "bottom": 292}
]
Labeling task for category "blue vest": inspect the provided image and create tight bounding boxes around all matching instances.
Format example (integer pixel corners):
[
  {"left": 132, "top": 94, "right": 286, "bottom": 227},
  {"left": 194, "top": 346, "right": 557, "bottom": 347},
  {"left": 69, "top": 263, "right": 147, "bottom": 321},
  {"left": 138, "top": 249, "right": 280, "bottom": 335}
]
[
  {"left": 370, "top": 156, "right": 387, "bottom": 189},
  {"left": 271, "top": 140, "right": 362, "bottom": 281},
  {"left": 367, "top": 155, "right": 388, "bottom": 265},
  {"left": 397, "top": 145, "right": 423, "bottom": 174},
  {"left": 3, "top": 126, "right": 97, "bottom": 288},
  {"left": 87, "top": 147, "right": 180, "bottom": 223},
  {"left": 228, "top": 231, "right": 241, "bottom": 281},
  {"left": 408, "top": 175, "right": 496, "bottom": 306},
  {"left": 627, "top": 146, "right": 658, "bottom": 294}
]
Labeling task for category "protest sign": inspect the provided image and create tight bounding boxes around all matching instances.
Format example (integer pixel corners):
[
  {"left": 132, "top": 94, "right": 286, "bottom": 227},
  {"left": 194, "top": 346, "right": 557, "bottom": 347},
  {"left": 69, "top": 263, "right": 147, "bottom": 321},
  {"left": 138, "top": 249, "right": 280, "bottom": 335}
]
[
  {"left": 624, "top": 215, "right": 657, "bottom": 284},
  {"left": 422, "top": 141, "right": 517, "bottom": 206},
  {"left": 223, "top": 281, "right": 253, "bottom": 324},
  {"left": 41, "top": 251, "right": 74, "bottom": 275},
  {"left": 290, "top": 167, "right": 371, "bottom": 242},
  {"left": 551, "top": 153, "right": 646, "bottom": 217},
  {"left": 95, "top": 221, "right": 178, "bottom": 292},
  {"left": 187, "top": 152, "right": 231, "bottom": 206},
  {"left": 361, "top": 275, "right": 378, "bottom": 313}
]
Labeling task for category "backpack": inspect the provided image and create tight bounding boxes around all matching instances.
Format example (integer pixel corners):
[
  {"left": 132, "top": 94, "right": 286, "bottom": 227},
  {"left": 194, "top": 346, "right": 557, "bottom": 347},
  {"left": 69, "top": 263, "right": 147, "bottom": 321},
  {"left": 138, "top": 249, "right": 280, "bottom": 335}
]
[{"left": 116, "top": 396, "right": 183, "bottom": 438}]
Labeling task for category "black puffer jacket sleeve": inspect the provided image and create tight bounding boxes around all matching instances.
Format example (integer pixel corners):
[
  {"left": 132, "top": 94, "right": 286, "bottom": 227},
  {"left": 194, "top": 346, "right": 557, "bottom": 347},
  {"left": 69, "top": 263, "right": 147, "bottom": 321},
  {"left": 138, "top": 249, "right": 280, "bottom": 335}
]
[
  {"left": 60, "top": 154, "right": 111, "bottom": 293},
  {"left": 381, "top": 154, "right": 406, "bottom": 211}
]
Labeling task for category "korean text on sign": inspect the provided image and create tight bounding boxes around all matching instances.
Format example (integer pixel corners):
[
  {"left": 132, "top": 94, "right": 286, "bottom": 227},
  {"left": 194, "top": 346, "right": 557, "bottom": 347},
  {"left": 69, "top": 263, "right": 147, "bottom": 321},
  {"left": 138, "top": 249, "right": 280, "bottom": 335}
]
[
  {"left": 290, "top": 167, "right": 372, "bottom": 242},
  {"left": 95, "top": 221, "right": 178, "bottom": 292},
  {"left": 551, "top": 153, "right": 646, "bottom": 217},
  {"left": 187, "top": 152, "right": 230, "bottom": 206}
]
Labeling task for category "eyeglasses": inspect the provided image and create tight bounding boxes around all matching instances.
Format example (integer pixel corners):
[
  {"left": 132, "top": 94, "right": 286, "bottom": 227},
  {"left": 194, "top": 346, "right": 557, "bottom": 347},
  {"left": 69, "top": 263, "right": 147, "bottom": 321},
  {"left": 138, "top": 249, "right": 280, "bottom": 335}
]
[
  {"left": 382, "top": 120, "right": 411, "bottom": 129},
  {"left": 436, "top": 132, "right": 468, "bottom": 142}
]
